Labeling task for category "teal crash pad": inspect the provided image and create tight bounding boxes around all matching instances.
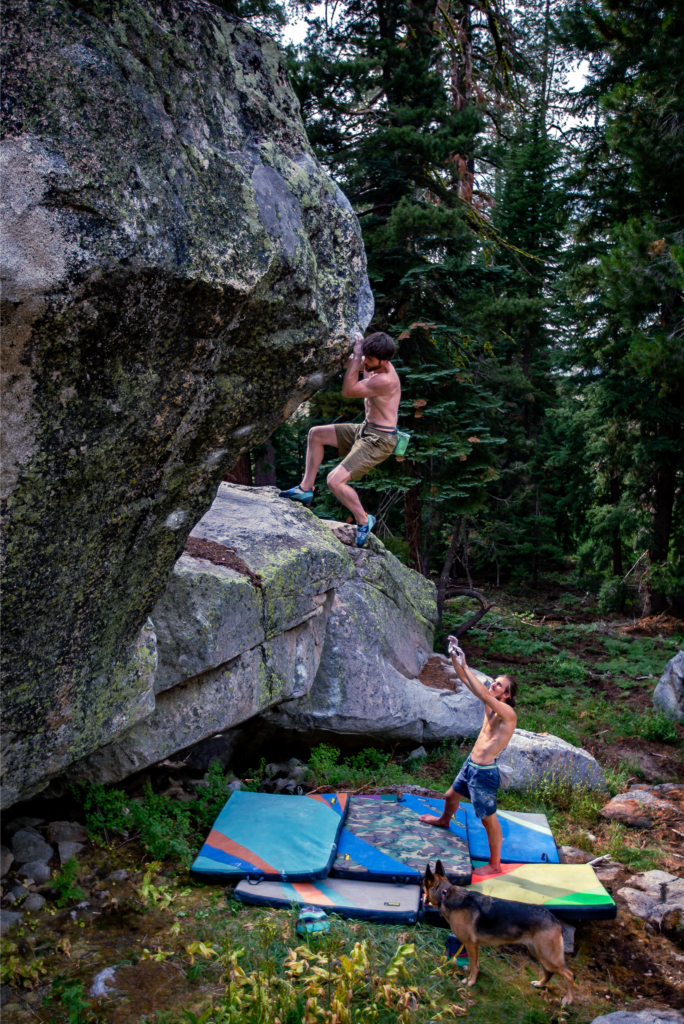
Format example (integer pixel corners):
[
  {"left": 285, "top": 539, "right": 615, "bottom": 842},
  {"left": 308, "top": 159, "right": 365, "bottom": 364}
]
[{"left": 191, "top": 791, "right": 348, "bottom": 882}]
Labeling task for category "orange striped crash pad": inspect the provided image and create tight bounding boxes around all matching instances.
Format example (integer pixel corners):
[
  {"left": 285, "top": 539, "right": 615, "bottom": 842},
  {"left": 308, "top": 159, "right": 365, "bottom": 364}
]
[
  {"left": 234, "top": 877, "right": 421, "bottom": 924},
  {"left": 191, "top": 791, "right": 348, "bottom": 881}
]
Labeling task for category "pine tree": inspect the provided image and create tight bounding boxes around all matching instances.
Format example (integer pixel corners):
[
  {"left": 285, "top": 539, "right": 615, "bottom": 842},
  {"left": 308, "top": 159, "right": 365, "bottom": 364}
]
[{"left": 558, "top": 0, "right": 684, "bottom": 612}]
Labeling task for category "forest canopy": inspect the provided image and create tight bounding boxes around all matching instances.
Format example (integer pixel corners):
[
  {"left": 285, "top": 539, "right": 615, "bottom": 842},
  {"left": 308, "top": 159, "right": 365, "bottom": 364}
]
[{"left": 240, "top": 0, "right": 683, "bottom": 618}]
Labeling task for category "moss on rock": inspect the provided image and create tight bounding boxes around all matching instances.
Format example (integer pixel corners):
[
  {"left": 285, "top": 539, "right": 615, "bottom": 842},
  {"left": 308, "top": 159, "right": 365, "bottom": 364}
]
[{"left": 1, "top": 0, "right": 372, "bottom": 806}]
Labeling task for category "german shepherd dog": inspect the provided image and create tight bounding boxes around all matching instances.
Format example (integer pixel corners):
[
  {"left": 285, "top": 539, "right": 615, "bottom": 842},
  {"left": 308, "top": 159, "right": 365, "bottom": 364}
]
[{"left": 424, "top": 861, "right": 574, "bottom": 1006}]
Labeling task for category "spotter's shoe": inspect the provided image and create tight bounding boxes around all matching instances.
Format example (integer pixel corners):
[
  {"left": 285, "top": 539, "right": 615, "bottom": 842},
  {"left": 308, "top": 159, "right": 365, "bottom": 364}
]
[
  {"left": 356, "top": 513, "right": 376, "bottom": 547},
  {"left": 279, "top": 485, "right": 314, "bottom": 507}
]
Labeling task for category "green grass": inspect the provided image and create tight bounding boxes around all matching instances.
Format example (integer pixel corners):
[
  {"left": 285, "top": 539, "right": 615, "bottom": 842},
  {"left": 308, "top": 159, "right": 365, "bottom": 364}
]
[{"left": 72, "top": 761, "right": 238, "bottom": 866}]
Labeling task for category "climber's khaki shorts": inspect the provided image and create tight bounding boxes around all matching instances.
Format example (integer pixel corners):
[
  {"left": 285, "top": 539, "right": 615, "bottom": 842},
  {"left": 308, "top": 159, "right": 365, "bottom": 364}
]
[{"left": 334, "top": 421, "right": 397, "bottom": 482}]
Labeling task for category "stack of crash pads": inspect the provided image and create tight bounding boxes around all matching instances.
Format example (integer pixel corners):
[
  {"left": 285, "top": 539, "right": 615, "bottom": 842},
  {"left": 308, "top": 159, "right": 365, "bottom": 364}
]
[{"left": 192, "top": 790, "right": 615, "bottom": 924}]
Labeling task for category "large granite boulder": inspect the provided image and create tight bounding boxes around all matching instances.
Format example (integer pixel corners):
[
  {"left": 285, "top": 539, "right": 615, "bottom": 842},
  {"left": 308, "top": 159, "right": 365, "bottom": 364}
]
[
  {"left": 67, "top": 486, "right": 354, "bottom": 783},
  {"left": 501, "top": 729, "right": 607, "bottom": 791},
  {"left": 258, "top": 522, "right": 484, "bottom": 746},
  {"left": 653, "top": 650, "right": 684, "bottom": 720},
  {"left": 1, "top": 0, "right": 372, "bottom": 807}
]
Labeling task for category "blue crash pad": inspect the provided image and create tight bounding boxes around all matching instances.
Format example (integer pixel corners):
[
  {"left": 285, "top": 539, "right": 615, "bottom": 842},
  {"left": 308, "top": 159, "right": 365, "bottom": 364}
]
[
  {"left": 462, "top": 804, "right": 559, "bottom": 864},
  {"left": 234, "top": 877, "right": 421, "bottom": 924},
  {"left": 191, "top": 791, "right": 347, "bottom": 882}
]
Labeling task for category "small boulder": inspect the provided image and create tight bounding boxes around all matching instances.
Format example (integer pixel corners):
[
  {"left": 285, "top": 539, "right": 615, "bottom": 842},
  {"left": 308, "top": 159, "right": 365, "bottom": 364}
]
[
  {"left": 595, "top": 866, "right": 620, "bottom": 884},
  {"left": 106, "top": 869, "right": 129, "bottom": 883},
  {"left": 600, "top": 783, "right": 684, "bottom": 828},
  {"left": 406, "top": 746, "right": 428, "bottom": 761},
  {"left": 227, "top": 780, "right": 243, "bottom": 793},
  {"left": 0, "top": 910, "right": 23, "bottom": 936},
  {"left": 16, "top": 861, "right": 51, "bottom": 884},
  {"left": 653, "top": 649, "right": 684, "bottom": 721},
  {"left": 0, "top": 847, "right": 14, "bottom": 878},
  {"left": 618, "top": 869, "right": 684, "bottom": 930},
  {"left": 47, "top": 822, "right": 89, "bottom": 845},
  {"left": 10, "top": 830, "right": 53, "bottom": 866},
  {"left": 589, "top": 1012, "right": 683, "bottom": 1024},
  {"left": 59, "top": 842, "right": 84, "bottom": 864},
  {"left": 23, "top": 894, "right": 46, "bottom": 912},
  {"left": 502, "top": 729, "right": 607, "bottom": 791},
  {"left": 559, "top": 846, "right": 593, "bottom": 864}
]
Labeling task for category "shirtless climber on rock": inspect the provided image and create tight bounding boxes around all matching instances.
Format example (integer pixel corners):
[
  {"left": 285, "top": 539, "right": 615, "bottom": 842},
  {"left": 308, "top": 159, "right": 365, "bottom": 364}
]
[
  {"left": 280, "top": 331, "right": 401, "bottom": 547},
  {"left": 421, "top": 639, "right": 517, "bottom": 877}
]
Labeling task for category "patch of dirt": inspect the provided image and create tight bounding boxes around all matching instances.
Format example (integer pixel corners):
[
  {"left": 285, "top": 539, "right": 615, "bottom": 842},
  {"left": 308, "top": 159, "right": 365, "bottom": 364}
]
[
  {"left": 104, "top": 960, "right": 203, "bottom": 1022},
  {"left": 584, "top": 737, "right": 684, "bottom": 783},
  {"left": 419, "top": 655, "right": 463, "bottom": 693},
  {"left": 623, "top": 612, "right": 684, "bottom": 637},
  {"left": 184, "top": 536, "right": 262, "bottom": 587},
  {"left": 577, "top": 910, "right": 684, "bottom": 1011}
]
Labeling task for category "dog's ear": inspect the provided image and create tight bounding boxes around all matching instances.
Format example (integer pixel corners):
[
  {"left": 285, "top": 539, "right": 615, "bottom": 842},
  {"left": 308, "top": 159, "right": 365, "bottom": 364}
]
[
  {"left": 424, "top": 862, "right": 434, "bottom": 884},
  {"left": 435, "top": 859, "right": 445, "bottom": 878}
]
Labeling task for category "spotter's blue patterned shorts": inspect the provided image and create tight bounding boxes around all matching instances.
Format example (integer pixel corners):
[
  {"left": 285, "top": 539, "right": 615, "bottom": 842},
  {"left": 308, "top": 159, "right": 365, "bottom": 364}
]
[{"left": 452, "top": 757, "right": 500, "bottom": 819}]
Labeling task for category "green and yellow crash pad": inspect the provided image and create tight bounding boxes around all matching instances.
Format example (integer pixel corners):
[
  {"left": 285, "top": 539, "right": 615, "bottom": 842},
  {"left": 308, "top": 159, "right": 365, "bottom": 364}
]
[
  {"left": 423, "top": 862, "right": 615, "bottom": 925},
  {"left": 468, "top": 861, "right": 616, "bottom": 920}
]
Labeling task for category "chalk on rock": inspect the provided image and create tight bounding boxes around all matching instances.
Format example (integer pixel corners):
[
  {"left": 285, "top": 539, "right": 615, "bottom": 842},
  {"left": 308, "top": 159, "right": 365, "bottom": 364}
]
[
  {"left": 16, "top": 861, "right": 51, "bottom": 884},
  {"left": 59, "top": 842, "right": 84, "bottom": 864}
]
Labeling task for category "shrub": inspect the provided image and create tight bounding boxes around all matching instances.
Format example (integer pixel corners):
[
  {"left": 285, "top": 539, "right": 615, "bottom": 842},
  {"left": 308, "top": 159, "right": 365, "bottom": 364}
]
[
  {"left": 306, "top": 744, "right": 409, "bottom": 789},
  {"left": 74, "top": 781, "right": 195, "bottom": 864},
  {"left": 51, "top": 858, "right": 87, "bottom": 908},
  {"left": 597, "top": 577, "right": 628, "bottom": 613},
  {"left": 609, "top": 708, "right": 678, "bottom": 744}
]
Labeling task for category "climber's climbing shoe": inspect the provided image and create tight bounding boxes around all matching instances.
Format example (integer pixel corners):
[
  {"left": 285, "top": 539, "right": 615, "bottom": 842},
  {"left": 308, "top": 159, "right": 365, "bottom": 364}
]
[
  {"left": 279, "top": 485, "right": 314, "bottom": 507},
  {"left": 356, "top": 513, "right": 376, "bottom": 547}
]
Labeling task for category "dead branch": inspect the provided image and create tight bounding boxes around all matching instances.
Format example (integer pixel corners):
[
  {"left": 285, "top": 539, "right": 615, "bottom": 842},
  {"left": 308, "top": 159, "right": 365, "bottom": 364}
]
[{"left": 445, "top": 587, "right": 498, "bottom": 638}]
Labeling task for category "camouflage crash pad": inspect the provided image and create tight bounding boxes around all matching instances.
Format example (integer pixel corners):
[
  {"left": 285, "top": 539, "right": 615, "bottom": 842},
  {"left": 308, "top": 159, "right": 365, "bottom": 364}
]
[{"left": 331, "top": 794, "right": 472, "bottom": 885}]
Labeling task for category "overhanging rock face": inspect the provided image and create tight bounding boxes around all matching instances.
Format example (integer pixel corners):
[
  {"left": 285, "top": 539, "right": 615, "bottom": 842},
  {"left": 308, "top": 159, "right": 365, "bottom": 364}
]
[
  {"left": 66, "top": 488, "right": 483, "bottom": 785},
  {"left": 68, "top": 486, "right": 355, "bottom": 783},
  {"left": 0, "top": 0, "right": 372, "bottom": 807}
]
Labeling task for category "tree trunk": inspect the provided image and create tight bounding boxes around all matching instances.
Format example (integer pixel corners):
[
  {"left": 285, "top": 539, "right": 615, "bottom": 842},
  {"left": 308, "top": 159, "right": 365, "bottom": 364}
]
[
  {"left": 610, "top": 469, "right": 623, "bottom": 576},
  {"left": 644, "top": 466, "right": 676, "bottom": 615},
  {"left": 422, "top": 497, "right": 434, "bottom": 578},
  {"left": 254, "top": 444, "right": 276, "bottom": 486},
  {"left": 532, "top": 486, "right": 540, "bottom": 588},
  {"left": 224, "top": 453, "right": 252, "bottom": 486},
  {"left": 404, "top": 479, "right": 423, "bottom": 573},
  {"left": 437, "top": 515, "right": 462, "bottom": 623}
]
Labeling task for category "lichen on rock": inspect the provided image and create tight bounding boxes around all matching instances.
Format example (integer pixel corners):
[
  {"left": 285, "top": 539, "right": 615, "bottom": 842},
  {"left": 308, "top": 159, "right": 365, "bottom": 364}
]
[{"left": 0, "top": 0, "right": 372, "bottom": 807}]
